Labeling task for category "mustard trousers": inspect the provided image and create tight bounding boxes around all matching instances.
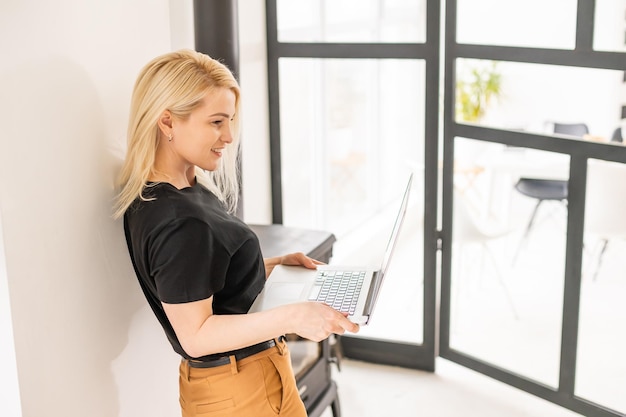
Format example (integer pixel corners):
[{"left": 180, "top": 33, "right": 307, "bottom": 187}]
[{"left": 179, "top": 338, "right": 307, "bottom": 416}]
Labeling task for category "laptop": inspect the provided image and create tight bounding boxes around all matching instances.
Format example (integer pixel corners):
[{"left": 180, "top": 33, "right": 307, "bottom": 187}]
[{"left": 248, "top": 174, "right": 413, "bottom": 325}]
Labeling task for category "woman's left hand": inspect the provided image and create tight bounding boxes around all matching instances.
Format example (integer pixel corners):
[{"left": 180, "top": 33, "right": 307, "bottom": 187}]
[{"left": 264, "top": 252, "right": 324, "bottom": 278}]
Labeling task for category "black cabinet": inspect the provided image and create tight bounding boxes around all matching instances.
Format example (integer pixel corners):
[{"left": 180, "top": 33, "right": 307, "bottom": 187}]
[{"left": 249, "top": 224, "right": 341, "bottom": 417}]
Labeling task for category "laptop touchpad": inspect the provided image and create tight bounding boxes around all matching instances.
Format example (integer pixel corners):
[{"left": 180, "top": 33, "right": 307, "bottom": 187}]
[{"left": 267, "top": 282, "right": 306, "bottom": 299}]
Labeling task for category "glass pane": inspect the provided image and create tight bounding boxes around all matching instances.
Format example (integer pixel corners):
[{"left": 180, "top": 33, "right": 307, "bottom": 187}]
[
  {"left": 594, "top": 0, "right": 626, "bottom": 52},
  {"left": 576, "top": 159, "right": 626, "bottom": 414},
  {"left": 455, "top": 59, "right": 626, "bottom": 143},
  {"left": 457, "top": 0, "right": 576, "bottom": 49},
  {"left": 450, "top": 138, "right": 570, "bottom": 387},
  {"left": 278, "top": 58, "right": 425, "bottom": 344},
  {"left": 276, "top": 0, "right": 426, "bottom": 43}
]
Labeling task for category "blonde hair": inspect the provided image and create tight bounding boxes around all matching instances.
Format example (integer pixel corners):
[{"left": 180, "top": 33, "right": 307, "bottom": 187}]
[{"left": 114, "top": 49, "right": 241, "bottom": 219}]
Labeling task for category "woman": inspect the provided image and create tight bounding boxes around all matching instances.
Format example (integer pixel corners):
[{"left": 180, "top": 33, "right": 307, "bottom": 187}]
[{"left": 114, "top": 49, "right": 359, "bottom": 417}]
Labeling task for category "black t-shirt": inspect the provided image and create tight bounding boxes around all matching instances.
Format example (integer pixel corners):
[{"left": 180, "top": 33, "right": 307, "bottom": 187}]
[{"left": 123, "top": 181, "right": 266, "bottom": 360}]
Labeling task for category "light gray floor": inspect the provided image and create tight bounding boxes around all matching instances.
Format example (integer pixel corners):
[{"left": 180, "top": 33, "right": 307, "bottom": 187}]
[
  {"left": 320, "top": 357, "right": 582, "bottom": 417},
  {"left": 325, "top": 193, "right": 626, "bottom": 417}
]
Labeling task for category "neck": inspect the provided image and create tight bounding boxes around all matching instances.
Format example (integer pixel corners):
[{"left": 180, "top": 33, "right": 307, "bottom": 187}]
[
  {"left": 150, "top": 142, "right": 196, "bottom": 189},
  {"left": 149, "top": 161, "right": 196, "bottom": 189}
]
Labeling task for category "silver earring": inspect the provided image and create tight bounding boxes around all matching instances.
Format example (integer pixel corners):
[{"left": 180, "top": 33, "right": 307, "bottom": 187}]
[{"left": 168, "top": 134, "right": 173, "bottom": 142}]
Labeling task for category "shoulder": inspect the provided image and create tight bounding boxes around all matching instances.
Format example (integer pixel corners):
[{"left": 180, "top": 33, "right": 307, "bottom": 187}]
[
  {"left": 127, "top": 182, "right": 219, "bottom": 220},
  {"left": 125, "top": 184, "right": 200, "bottom": 237},
  {"left": 125, "top": 182, "right": 232, "bottom": 239}
]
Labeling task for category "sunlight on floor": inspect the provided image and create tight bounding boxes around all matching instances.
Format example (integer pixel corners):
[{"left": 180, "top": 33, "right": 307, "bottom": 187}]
[
  {"left": 326, "top": 197, "right": 626, "bottom": 416},
  {"left": 320, "top": 358, "right": 583, "bottom": 417}
]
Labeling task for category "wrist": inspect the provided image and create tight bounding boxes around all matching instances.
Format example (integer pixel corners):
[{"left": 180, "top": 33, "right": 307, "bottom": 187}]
[
  {"left": 265, "top": 256, "right": 281, "bottom": 267},
  {"left": 263, "top": 257, "right": 280, "bottom": 278},
  {"left": 280, "top": 304, "right": 297, "bottom": 334}
]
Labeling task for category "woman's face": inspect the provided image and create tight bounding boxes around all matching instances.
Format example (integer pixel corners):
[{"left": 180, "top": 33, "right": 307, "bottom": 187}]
[{"left": 171, "top": 87, "right": 236, "bottom": 172}]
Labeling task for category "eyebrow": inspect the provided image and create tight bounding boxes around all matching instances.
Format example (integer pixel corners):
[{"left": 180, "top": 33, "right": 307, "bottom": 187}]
[{"left": 209, "top": 112, "right": 233, "bottom": 118}]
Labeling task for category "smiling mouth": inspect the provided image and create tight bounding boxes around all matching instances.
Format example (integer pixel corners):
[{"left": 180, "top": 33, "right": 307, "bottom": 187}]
[{"left": 211, "top": 148, "right": 223, "bottom": 156}]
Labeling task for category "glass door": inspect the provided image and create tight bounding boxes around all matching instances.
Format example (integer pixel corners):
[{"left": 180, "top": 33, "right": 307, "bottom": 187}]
[
  {"left": 266, "top": 2, "right": 626, "bottom": 415},
  {"left": 439, "top": 1, "right": 626, "bottom": 416},
  {"left": 266, "top": 0, "right": 440, "bottom": 370}
]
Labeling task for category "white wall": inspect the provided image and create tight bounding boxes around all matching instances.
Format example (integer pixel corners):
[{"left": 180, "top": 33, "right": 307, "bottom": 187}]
[
  {"left": 0, "top": 215, "right": 21, "bottom": 417},
  {"left": 487, "top": 62, "right": 623, "bottom": 137},
  {"left": 0, "top": 1, "right": 271, "bottom": 416}
]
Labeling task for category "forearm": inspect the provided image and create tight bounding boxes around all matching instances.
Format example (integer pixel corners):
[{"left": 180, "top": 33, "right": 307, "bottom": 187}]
[
  {"left": 176, "top": 253, "right": 341, "bottom": 358},
  {"left": 185, "top": 306, "right": 294, "bottom": 358}
]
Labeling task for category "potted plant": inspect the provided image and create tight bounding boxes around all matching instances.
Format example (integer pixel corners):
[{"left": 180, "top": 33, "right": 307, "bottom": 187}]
[{"left": 455, "top": 60, "right": 502, "bottom": 123}]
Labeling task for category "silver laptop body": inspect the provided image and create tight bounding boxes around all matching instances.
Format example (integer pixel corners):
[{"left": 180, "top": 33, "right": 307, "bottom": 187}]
[{"left": 248, "top": 174, "right": 412, "bottom": 325}]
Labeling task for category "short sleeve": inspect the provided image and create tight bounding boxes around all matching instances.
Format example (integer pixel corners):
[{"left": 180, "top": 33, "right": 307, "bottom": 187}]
[{"left": 149, "top": 217, "right": 229, "bottom": 304}]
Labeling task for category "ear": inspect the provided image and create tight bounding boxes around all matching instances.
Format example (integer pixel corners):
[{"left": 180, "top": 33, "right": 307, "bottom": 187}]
[{"left": 157, "top": 110, "right": 173, "bottom": 138}]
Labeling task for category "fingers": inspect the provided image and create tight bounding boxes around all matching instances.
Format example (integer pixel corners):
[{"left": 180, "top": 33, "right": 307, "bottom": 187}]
[
  {"left": 339, "top": 311, "right": 360, "bottom": 333},
  {"left": 293, "top": 303, "right": 360, "bottom": 342},
  {"left": 299, "top": 254, "right": 319, "bottom": 269},
  {"left": 324, "top": 307, "right": 360, "bottom": 336},
  {"left": 280, "top": 252, "right": 325, "bottom": 269}
]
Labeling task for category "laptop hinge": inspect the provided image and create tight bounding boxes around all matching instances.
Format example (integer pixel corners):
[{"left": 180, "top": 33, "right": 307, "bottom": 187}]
[{"left": 362, "top": 271, "right": 380, "bottom": 315}]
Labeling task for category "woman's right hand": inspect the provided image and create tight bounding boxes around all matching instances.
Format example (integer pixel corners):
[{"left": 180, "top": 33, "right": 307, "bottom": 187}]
[{"left": 286, "top": 302, "right": 360, "bottom": 342}]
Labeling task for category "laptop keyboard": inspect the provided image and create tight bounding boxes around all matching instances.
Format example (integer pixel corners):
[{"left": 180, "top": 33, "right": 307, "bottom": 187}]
[{"left": 308, "top": 270, "right": 366, "bottom": 314}]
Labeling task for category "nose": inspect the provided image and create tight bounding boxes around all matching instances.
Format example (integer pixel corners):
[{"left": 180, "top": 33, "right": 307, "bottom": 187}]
[{"left": 220, "top": 120, "right": 235, "bottom": 144}]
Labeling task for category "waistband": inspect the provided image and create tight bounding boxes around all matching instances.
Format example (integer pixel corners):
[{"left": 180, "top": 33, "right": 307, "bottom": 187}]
[{"left": 186, "top": 336, "right": 285, "bottom": 369}]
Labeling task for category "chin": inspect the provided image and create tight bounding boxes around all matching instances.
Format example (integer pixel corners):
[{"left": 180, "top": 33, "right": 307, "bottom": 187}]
[{"left": 199, "top": 164, "right": 218, "bottom": 172}]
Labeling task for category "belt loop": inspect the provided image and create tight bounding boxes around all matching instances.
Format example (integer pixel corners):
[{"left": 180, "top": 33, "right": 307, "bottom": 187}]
[
  {"left": 274, "top": 337, "right": 286, "bottom": 356},
  {"left": 229, "top": 355, "right": 238, "bottom": 375},
  {"left": 182, "top": 359, "right": 190, "bottom": 381}
]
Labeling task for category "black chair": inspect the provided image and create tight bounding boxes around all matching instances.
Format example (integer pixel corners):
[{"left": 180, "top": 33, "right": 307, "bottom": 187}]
[
  {"left": 513, "top": 178, "right": 568, "bottom": 261},
  {"left": 610, "top": 126, "right": 623, "bottom": 143},
  {"left": 552, "top": 122, "right": 589, "bottom": 138},
  {"left": 512, "top": 123, "right": 588, "bottom": 262}
]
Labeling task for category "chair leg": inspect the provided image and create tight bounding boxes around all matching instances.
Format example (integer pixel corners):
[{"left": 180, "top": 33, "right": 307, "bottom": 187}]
[
  {"left": 512, "top": 200, "right": 543, "bottom": 264},
  {"left": 483, "top": 243, "right": 519, "bottom": 320},
  {"left": 592, "top": 239, "right": 609, "bottom": 281},
  {"left": 331, "top": 396, "right": 342, "bottom": 417}
]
